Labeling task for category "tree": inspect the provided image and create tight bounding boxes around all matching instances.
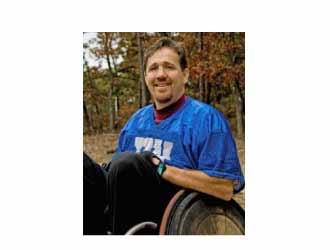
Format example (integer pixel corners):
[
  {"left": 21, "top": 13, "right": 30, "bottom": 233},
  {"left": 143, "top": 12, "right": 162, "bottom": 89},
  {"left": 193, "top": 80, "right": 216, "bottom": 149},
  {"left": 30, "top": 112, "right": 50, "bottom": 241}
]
[
  {"left": 180, "top": 32, "right": 245, "bottom": 138},
  {"left": 136, "top": 32, "right": 149, "bottom": 107},
  {"left": 90, "top": 32, "right": 118, "bottom": 132},
  {"left": 228, "top": 33, "right": 245, "bottom": 140},
  {"left": 197, "top": 32, "right": 205, "bottom": 102}
]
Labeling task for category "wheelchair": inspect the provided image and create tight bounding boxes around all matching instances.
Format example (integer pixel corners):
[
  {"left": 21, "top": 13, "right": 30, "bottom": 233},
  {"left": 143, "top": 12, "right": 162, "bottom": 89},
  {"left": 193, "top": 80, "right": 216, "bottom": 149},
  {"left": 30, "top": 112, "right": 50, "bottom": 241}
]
[{"left": 125, "top": 189, "right": 245, "bottom": 235}]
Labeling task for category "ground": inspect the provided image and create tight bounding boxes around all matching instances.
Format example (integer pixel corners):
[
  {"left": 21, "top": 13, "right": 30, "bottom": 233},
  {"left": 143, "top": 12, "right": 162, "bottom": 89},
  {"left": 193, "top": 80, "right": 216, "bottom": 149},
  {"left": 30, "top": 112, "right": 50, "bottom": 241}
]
[{"left": 83, "top": 133, "right": 245, "bottom": 209}]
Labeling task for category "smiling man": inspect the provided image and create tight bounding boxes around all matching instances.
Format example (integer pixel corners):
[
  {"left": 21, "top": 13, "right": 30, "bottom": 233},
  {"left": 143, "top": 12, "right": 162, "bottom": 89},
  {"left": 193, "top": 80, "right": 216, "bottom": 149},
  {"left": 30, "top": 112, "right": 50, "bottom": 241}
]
[
  {"left": 104, "top": 37, "right": 245, "bottom": 234},
  {"left": 83, "top": 37, "right": 245, "bottom": 235}
]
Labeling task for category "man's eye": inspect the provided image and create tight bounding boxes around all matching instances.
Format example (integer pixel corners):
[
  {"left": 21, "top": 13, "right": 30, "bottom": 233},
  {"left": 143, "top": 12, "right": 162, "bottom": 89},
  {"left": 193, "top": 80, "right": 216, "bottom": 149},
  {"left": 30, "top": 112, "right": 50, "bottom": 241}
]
[
  {"left": 165, "top": 65, "right": 175, "bottom": 69},
  {"left": 148, "top": 67, "right": 157, "bottom": 71}
]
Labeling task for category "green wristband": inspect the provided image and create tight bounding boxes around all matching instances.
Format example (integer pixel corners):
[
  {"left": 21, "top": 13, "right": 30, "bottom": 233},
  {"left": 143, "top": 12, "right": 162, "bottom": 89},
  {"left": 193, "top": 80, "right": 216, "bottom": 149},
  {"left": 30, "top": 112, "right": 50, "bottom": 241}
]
[{"left": 156, "top": 162, "right": 166, "bottom": 176}]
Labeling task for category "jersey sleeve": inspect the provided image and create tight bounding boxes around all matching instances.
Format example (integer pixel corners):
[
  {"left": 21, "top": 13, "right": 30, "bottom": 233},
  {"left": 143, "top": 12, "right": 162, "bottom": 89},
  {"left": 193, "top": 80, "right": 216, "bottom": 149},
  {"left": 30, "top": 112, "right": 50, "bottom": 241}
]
[{"left": 196, "top": 111, "right": 245, "bottom": 193}]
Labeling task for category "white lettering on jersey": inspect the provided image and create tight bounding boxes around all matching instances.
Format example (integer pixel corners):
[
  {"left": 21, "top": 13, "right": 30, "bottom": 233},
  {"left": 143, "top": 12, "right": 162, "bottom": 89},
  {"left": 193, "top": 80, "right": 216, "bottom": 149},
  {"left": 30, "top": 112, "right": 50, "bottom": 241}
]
[
  {"left": 134, "top": 137, "right": 173, "bottom": 161},
  {"left": 134, "top": 137, "right": 145, "bottom": 153},
  {"left": 144, "top": 137, "right": 154, "bottom": 151},
  {"left": 162, "top": 141, "right": 173, "bottom": 161},
  {"left": 153, "top": 138, "right": 162, "bottom": 156}
]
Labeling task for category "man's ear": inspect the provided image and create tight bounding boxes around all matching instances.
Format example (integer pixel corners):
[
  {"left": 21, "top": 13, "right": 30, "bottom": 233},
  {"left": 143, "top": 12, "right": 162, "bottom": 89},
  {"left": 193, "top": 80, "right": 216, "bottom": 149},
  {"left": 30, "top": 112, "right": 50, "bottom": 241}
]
[
  {"left": 183, "top": 68, "right": 189, "bottom": 83},
  {"left": 144, "top": 72, "right": 149, "bottom": 86}
]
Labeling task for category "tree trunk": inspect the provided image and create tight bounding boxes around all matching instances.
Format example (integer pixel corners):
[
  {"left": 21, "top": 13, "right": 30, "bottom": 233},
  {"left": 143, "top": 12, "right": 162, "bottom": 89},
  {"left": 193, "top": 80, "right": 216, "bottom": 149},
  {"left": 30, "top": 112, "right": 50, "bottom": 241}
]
[
  {"left": 104, "top": 33, "right": 115, "bottom": 132},
  {"left": 83, "top": 53, "right": 94, "bottom": 134},
  {"left": 83, "top": 100, "right": 93, "bottom": 134},
  {"left": 106, "top": 55, "right": 115, "bottom": 132},
  {"left": 114, "top": 95, "right": 118, "bottom": 128},
  {"left": 232, "top": 79, "right": 244, "bottom": 140},
  {"left": 197, "top": 32, "right": 204, "bottom": 102},
  {"left": 137, "top": 32, "right": 149, "bottom": 107},
  {"left": 229, "top": 33, "right": 245, "bottom": 140},
  {"left": 95, "top": 102, "right": 103, "bottom": 133},
  {"left": 204, "top": 79, "right": 211, "bottom": 104},
  {"left": 199, "top": 77, "right": 204, "bottom": 102}
]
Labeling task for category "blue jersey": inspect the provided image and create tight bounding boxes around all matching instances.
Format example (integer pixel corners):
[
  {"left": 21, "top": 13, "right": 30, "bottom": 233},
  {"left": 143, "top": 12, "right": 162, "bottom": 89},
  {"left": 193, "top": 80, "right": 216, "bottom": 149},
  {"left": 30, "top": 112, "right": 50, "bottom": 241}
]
[{"left": 116, "top": 97, "right": 245, "bottom": 192}]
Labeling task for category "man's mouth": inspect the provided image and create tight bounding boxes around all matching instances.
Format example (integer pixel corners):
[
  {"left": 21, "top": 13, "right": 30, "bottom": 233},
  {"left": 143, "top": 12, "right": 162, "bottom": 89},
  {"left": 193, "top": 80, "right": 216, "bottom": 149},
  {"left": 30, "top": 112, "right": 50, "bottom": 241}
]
[{"left": 154, "top": 82, "right": 171, "bottom": 87}]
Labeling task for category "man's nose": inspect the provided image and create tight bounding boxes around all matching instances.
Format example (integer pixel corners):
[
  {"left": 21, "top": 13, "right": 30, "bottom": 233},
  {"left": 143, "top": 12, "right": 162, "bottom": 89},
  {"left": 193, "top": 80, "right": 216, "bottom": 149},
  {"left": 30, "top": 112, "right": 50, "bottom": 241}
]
[{"left": 156, "top": 67, "right": 167, "bottom": 79}]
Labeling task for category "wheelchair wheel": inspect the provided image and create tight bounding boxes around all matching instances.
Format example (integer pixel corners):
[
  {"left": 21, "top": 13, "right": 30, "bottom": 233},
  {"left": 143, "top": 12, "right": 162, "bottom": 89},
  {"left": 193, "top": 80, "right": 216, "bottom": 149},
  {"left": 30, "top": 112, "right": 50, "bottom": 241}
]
[{"left": 160, "top": 190, "right": 245, "bottom": 235}]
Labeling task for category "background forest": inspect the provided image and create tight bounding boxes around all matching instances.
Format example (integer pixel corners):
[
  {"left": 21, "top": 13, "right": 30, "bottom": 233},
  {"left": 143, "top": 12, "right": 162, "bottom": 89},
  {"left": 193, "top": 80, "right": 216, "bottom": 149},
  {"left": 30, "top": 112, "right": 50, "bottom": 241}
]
[{"left": 83, "top": 32, "right": 245, "bottom": 176}]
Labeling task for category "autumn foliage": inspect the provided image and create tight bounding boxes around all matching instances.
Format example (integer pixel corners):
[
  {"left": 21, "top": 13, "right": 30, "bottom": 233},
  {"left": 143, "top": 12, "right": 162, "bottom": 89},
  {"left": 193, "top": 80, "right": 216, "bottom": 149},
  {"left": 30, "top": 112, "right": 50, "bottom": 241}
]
[{"left": 83, "top": 32, "right": 245, "bottom": 139}]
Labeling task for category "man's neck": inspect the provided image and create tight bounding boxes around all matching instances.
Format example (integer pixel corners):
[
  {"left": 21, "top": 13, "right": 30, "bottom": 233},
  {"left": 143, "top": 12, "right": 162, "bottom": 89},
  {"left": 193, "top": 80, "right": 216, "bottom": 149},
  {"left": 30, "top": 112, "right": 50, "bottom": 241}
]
[{"left": 153, "top": 95, "right": 187, "bottom": 124}]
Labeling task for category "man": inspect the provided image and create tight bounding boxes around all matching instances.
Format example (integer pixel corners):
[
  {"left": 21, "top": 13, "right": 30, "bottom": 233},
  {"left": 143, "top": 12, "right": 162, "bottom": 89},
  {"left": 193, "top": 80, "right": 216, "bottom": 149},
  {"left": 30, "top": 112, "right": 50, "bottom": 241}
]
[
  {"left": 107, "top": 37, "right": 244, "bottom": 234},
  {"left": 84, "top": 37, "right": 244, "bottom": 235}
]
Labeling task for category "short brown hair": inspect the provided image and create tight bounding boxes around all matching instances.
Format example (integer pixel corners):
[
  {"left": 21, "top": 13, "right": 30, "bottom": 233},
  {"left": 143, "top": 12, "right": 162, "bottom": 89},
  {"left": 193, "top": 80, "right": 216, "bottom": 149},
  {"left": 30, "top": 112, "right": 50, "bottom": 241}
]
[{"left": 143, "top": 37, "right": 188, "bottom": 72}]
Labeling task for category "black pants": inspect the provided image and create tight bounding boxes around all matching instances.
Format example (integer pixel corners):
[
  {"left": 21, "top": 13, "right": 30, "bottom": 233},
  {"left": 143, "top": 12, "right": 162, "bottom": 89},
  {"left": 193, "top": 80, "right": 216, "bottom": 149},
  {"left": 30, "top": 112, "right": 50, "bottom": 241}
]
[
  {"left": 83, "top": 153, "right": 107, "bottom": 235},
  {"left": 83, "top": 152, "right": 179, "bottom": 235}
]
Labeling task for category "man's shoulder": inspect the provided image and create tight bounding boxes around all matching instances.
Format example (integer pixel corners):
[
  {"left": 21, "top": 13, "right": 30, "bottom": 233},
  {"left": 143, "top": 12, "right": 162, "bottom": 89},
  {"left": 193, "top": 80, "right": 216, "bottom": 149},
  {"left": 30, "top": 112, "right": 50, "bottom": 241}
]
[
  {"left": 186, "top": 97, "right": 224, "bottom": 119},
  {"left": 187, "top": 97, "right": 215, "bottom": 110},
  {"left": 131, "top": 104, "right": 153, "bottom": 119},
  {"left": 123, "top": 104, "right": 153, "bottom": 130},
  {"left": 185, "top": 97, "right": 230, "bottom": 132}
]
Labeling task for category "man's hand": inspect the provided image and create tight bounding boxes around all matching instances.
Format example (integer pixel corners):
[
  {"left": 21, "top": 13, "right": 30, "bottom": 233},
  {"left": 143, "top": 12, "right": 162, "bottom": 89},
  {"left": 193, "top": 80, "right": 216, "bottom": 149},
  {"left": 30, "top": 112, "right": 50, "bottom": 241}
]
[{"left": 151, "top": 156, "right": 161, "bottom": 165}]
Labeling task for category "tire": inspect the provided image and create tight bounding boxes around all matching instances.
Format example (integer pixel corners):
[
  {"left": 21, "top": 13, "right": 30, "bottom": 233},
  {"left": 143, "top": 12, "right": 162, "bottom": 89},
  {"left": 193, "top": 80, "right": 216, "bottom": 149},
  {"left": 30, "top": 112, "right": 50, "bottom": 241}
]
[{"left": 164, "top": 190, "right": 245, "bottom": 235}]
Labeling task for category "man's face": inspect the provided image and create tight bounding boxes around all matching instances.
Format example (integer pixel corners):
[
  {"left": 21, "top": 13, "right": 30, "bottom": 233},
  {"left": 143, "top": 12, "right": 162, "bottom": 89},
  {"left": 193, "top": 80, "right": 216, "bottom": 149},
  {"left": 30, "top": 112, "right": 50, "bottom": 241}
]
[{"left": 145, "top": 47, "right": 189, "bottom": 109}]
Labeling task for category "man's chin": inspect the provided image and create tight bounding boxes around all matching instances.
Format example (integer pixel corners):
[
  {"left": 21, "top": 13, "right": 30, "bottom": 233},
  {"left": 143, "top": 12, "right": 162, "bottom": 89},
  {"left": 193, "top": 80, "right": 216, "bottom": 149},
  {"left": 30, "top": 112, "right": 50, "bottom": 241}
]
[
  {"left": 156, "top": 97, "right": 172, "bottom": 104},
  {"left": 154, "top": 95, "right": 174, "bottom": 109}
]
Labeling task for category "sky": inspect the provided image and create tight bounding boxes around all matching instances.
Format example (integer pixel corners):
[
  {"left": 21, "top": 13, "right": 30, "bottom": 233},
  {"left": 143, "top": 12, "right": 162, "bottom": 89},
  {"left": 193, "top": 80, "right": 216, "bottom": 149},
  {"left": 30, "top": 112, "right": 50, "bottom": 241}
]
[
  {"left": 83, "top": 32, "right": 107, "bottom": 68},
  {"left": 83, "top": 32, "right": 123, "bottom": 69}
]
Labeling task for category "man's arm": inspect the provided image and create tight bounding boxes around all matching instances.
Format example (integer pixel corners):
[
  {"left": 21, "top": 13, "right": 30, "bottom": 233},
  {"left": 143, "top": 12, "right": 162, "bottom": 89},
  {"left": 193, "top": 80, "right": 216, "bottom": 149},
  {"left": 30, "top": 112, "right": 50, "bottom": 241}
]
[{"left": 152, "top": 158, "right": 234, "bottom": 201}]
